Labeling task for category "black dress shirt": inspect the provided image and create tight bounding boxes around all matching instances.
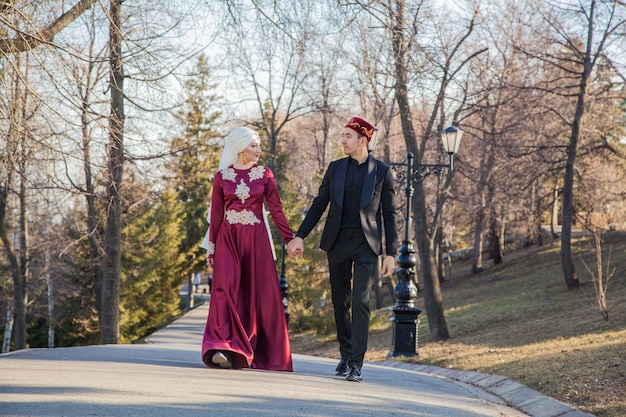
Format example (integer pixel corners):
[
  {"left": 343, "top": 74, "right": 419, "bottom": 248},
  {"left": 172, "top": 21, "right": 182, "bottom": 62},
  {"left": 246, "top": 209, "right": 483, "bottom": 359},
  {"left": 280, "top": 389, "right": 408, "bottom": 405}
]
[{"left": 340, "top": 157, "right": 367, "bottom": 228}]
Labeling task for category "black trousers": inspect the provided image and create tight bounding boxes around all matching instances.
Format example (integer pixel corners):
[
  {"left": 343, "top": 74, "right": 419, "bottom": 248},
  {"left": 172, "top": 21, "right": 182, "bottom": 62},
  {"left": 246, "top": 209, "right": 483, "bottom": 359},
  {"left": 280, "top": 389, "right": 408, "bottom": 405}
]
[{"left": 327, "top": 227, "right": 378, "bottom": 370}]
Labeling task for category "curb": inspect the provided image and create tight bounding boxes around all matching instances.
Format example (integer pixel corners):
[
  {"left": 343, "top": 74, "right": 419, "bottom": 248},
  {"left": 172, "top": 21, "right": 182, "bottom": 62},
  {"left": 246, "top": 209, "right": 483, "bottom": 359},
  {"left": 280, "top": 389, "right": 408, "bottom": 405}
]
[{"left": 376, "top": 361, "right": 596, "bottom": 417}]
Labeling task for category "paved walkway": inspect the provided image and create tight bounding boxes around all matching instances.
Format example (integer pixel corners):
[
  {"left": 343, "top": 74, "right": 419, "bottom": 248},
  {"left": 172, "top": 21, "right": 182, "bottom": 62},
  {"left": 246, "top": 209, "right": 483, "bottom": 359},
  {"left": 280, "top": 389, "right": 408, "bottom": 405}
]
[{"left": 0, "top": 301, "right": 594, "bottom": 417}]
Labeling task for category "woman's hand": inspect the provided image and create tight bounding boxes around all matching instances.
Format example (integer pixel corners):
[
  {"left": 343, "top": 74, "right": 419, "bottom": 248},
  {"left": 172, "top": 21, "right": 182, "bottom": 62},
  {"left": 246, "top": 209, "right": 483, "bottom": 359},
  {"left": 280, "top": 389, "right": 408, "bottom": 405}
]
[{"left": 287, "top": 237, "right": 304, "bottom": 258}]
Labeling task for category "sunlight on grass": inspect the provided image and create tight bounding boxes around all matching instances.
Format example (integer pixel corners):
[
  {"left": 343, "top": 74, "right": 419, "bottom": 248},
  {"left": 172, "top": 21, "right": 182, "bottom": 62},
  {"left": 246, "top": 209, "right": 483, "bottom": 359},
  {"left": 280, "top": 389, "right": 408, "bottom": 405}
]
[
  {"left": 446, "top": 303, "right": 481, "bottom": 314},
  {"left": 292, "top": 234, "right": 626, "bottom": 417}
]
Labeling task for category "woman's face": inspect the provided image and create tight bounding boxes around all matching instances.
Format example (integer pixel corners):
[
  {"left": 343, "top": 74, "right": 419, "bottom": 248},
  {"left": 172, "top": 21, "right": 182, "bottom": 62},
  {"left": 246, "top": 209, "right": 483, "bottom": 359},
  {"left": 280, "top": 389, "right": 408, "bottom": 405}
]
[{"left": 241, "top": 137, "right": 262, "bottom": 164}]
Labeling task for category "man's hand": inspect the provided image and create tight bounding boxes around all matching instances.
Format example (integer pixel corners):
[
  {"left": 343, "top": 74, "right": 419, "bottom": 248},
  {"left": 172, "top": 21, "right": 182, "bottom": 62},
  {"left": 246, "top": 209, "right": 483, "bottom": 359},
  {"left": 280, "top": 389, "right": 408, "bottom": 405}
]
[
  {"left": 381, "top": 255, "right": 396, "bottom": 277},
  {"left": 287, "top": 237, "right": 304, "bottom": 258}
]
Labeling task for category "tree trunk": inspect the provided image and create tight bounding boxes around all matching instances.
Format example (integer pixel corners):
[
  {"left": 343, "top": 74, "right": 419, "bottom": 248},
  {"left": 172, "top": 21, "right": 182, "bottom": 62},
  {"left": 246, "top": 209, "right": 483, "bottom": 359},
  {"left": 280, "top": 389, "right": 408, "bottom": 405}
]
[
  {"left": 101, "top": 0, "right": 125, "bottom": 344},
  {"left": 435, "top": 227, "right": 445, "bottom": 283},
  {"left": 561, "top": 158, "right": 581, "bottom": 289},
  {"left": 391, "top": 0, "right": 448, "bottom": 341},
  {"left": 0, "top": 76, "right": 30, "bottom": 350},
  {"left": 45, "top": 241, "right": 55, "bottom": 348},
  {"left": 13, "top": 171, "right": 28, "bottom": 350},
  {"left": 560, "top": 0, "right": 596, "bottom": 290},
  {"left": 551, "top": 179, "right": 560, "bottom": 238},
  {"left": 471, "top": 211, "right": 484, "bottom": 274},
  {"left": 472, "top": 133, "right": 495, "bottom": 274},
  {"left": 0, "top": 146, "right": 23, "bottom": 352},
  {"left": 533, "top": 180, "right": 544, "bottom": 247},
  {"left": 2, "top": 301, "right": 14, "bottom": 353},
  {"left": 488, "top": 215, "right": 503, "bottom": 265},
  {"left": 81, "top": 72, "right": 103, "bottom": 329},
  {"left": 413, "top": 193, "right": 450, "bottom": 340}
]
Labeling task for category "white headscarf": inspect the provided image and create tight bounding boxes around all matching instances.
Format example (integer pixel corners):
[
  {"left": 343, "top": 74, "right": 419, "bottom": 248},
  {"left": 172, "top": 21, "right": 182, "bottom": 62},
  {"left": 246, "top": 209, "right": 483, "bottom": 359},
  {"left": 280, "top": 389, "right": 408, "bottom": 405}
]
[{"left": 217, "top": 126, "right": 259, "bottom": 171}]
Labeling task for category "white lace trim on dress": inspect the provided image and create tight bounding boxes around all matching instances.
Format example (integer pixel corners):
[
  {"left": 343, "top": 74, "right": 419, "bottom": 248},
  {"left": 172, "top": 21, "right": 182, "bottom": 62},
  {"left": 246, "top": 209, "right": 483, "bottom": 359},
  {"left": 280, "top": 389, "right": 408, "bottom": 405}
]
[
  {"left": 235, "top": 179, "right": 251, "bottom": 203},
  {"left": 221, "top": 167, "right": 236, "bottom": 182},
  {"left": 225, "top": 209, "right": 261, "bottom": 225},
  {"left": 249, "top": 166, "right": 265, "bottom": 181}
]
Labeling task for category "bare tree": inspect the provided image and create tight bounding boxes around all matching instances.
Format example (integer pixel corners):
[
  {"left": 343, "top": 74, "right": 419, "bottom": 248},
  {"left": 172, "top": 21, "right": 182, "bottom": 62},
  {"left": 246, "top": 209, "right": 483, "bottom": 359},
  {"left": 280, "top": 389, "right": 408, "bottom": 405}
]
[
  {"left": 0, "top": 52, "right": 36, "bottom": 351},
  {"left": 0, "top": 0, "right": 99, "bottom": 352},
  {"left": 219, "top": 2, "right": 313, "bottom": 171},
  {"left": 0, "top": 0, "right": 97, "bottom": 54},
  {"left": 386, "top": 0, "right": 484, "bottom": 341},
  {"left": 581, "top": 230, "right": 613, "bottom": 321},
  {"left": 99, "top": 0, "right": 124, "bottom": 344},
  {"left": 515, "top": 0, "right": 626, "bottom": 289},
  {"left": 44, "top": 6, "right": 111, "bottom": 333},
  {"left": 68, "top": 0, "right": 210, "bottom": 344},
  {"left": 463, "top": 1, "right": 543, "bottom": 273},
  {"left": 300, "top": 24, "right": 348, "bottom": 179}
]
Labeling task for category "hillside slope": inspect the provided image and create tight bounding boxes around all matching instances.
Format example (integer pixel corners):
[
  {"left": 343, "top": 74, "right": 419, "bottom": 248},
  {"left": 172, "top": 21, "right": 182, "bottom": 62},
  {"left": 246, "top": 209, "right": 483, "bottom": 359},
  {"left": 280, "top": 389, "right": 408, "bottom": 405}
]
[{"left": 290, "top": 233, "right": 626, "bottom": 417}]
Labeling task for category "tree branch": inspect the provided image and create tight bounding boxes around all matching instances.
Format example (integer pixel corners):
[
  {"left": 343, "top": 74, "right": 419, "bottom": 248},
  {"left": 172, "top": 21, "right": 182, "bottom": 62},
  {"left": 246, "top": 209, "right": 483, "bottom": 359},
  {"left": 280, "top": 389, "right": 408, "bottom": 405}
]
[{"left": 0, "top": 0, "right": 97, "bottom": 54}]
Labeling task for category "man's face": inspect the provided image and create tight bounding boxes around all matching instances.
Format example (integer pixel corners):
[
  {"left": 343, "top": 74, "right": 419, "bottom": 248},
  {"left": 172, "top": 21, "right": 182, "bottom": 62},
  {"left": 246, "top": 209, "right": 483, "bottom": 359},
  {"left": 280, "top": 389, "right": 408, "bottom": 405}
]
[{"left": 341, "top": 128, "right": 365, "bottom": 157}]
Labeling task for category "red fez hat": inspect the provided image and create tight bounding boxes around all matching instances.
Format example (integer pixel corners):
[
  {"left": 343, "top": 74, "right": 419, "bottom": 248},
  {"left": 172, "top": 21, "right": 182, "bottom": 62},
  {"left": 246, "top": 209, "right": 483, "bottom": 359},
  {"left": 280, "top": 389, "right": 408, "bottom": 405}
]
[{"left": 345, "top": 116, "right": 375, "bottom": 141}]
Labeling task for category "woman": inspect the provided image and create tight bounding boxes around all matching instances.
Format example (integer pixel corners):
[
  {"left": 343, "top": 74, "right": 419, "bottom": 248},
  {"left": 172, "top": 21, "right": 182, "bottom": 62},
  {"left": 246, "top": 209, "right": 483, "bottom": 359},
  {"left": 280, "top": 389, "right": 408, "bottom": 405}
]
[{"left": 201, "top": 126, "right": 294, "bottom": 372}]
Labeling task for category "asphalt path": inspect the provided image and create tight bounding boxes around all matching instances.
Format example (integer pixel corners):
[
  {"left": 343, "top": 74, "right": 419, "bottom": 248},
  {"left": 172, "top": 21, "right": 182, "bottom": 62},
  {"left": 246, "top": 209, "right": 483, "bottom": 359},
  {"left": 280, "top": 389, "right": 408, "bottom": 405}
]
[{"left": 0, "top": 300, "right": 593, "bottom": 417}]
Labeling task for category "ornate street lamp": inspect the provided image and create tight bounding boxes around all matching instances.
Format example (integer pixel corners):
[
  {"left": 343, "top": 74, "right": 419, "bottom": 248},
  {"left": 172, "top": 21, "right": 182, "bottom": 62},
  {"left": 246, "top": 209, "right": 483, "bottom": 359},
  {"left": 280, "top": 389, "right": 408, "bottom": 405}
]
[{"left": 388, "top": 125, "right": 463, "bottom": 358}]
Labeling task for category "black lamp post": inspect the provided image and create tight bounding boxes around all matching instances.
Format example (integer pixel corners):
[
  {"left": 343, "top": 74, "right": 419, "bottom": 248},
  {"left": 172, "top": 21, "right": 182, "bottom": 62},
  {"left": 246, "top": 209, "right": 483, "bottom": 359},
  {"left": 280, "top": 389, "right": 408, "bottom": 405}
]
[{"left": 388, "top": 125, "right": 463, "bottom": 358}]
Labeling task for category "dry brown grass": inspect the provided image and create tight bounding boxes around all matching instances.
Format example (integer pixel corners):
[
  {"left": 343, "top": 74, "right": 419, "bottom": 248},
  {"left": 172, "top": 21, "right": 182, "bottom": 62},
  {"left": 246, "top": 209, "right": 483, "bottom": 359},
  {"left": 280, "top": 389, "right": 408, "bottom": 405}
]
[{"left": 290, "top": 232, "right": 626, "bottom": 417}]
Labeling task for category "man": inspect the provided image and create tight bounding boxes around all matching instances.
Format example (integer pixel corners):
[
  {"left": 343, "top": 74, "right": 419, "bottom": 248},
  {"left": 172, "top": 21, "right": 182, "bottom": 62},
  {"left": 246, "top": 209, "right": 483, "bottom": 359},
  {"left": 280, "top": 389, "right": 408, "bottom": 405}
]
[{"left": 288, "top": 116, "right": 398, "bottom": 382}]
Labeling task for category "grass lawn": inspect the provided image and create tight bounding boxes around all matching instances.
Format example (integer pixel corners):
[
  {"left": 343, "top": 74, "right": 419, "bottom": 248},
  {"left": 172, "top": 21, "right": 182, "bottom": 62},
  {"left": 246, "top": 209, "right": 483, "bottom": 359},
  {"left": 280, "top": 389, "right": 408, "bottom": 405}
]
[{"left": 290, "top": 231, "right": 626, "bottom": 417}]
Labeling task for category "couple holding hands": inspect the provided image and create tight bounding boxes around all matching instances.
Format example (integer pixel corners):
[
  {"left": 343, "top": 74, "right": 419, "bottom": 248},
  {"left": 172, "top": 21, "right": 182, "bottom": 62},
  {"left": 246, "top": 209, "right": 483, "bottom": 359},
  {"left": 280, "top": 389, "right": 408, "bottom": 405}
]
[{"left": 200, "top": 116, "right": 398, "bottom": 382}]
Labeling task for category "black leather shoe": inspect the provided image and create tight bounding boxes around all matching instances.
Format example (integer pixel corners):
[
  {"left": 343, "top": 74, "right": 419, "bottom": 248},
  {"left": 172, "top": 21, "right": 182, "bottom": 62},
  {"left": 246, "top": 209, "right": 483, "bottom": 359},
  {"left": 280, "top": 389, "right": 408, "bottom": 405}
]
[
  {"left": 346, "top": 367, "right": 362, "bottom": 382},
  {"left": 335, "top": 361, "right": 350, "bottom": 377}
]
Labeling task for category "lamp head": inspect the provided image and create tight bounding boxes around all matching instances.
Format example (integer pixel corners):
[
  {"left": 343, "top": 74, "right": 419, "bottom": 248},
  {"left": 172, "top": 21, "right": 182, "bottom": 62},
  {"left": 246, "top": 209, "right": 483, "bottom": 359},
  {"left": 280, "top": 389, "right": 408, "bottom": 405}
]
[{"left": 440, "top": 126, "right": 463, "bottom": 155}]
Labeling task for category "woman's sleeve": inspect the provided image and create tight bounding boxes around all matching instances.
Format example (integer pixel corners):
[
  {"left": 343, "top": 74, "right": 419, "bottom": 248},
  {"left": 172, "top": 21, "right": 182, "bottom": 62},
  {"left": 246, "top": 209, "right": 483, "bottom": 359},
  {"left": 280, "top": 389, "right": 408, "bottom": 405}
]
[
  {"left": 264, "top": 168, "right": 294, "bottom": 244},
  {"left": 207, "top": 174, "right": 225, "bottom": 258}
]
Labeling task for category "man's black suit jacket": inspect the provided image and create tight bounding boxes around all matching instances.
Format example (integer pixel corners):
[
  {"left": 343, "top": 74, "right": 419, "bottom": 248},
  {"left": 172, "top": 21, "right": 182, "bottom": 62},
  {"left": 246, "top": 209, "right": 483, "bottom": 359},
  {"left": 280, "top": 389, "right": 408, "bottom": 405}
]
[{"left": 296, "top": 155, "right": 398, "bottom": 257}]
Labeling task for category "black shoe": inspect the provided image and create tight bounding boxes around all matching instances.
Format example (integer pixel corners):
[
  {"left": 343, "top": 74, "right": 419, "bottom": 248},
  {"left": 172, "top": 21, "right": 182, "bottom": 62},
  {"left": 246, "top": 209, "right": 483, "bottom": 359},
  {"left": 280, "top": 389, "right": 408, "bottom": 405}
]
[
  {"left": 346, "top": 367, "right": 362, "bottom": 382},
  {"left": 335, "top": 361, "right": 350, "bottom": 377}
]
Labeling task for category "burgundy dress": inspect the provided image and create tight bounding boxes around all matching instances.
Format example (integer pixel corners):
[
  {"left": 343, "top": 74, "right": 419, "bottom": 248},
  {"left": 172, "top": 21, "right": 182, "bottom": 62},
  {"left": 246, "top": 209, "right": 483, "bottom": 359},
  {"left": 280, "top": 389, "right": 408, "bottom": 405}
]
[{"left": 202, "top": 164, "right": 294, "bottom": 371}]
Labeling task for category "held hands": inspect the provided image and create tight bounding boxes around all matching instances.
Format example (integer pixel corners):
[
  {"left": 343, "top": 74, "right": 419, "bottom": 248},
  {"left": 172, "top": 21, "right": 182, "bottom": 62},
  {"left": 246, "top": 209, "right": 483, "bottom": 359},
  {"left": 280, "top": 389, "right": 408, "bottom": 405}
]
[
  {"left": 208, "top": 239, "right": 303, "bottom": 266},
  {"left": 381, "top": 255, "right": 396, "bottom": 277},
  {"left": 287, "top": 237, "right": 304, "bottom": 259}
]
